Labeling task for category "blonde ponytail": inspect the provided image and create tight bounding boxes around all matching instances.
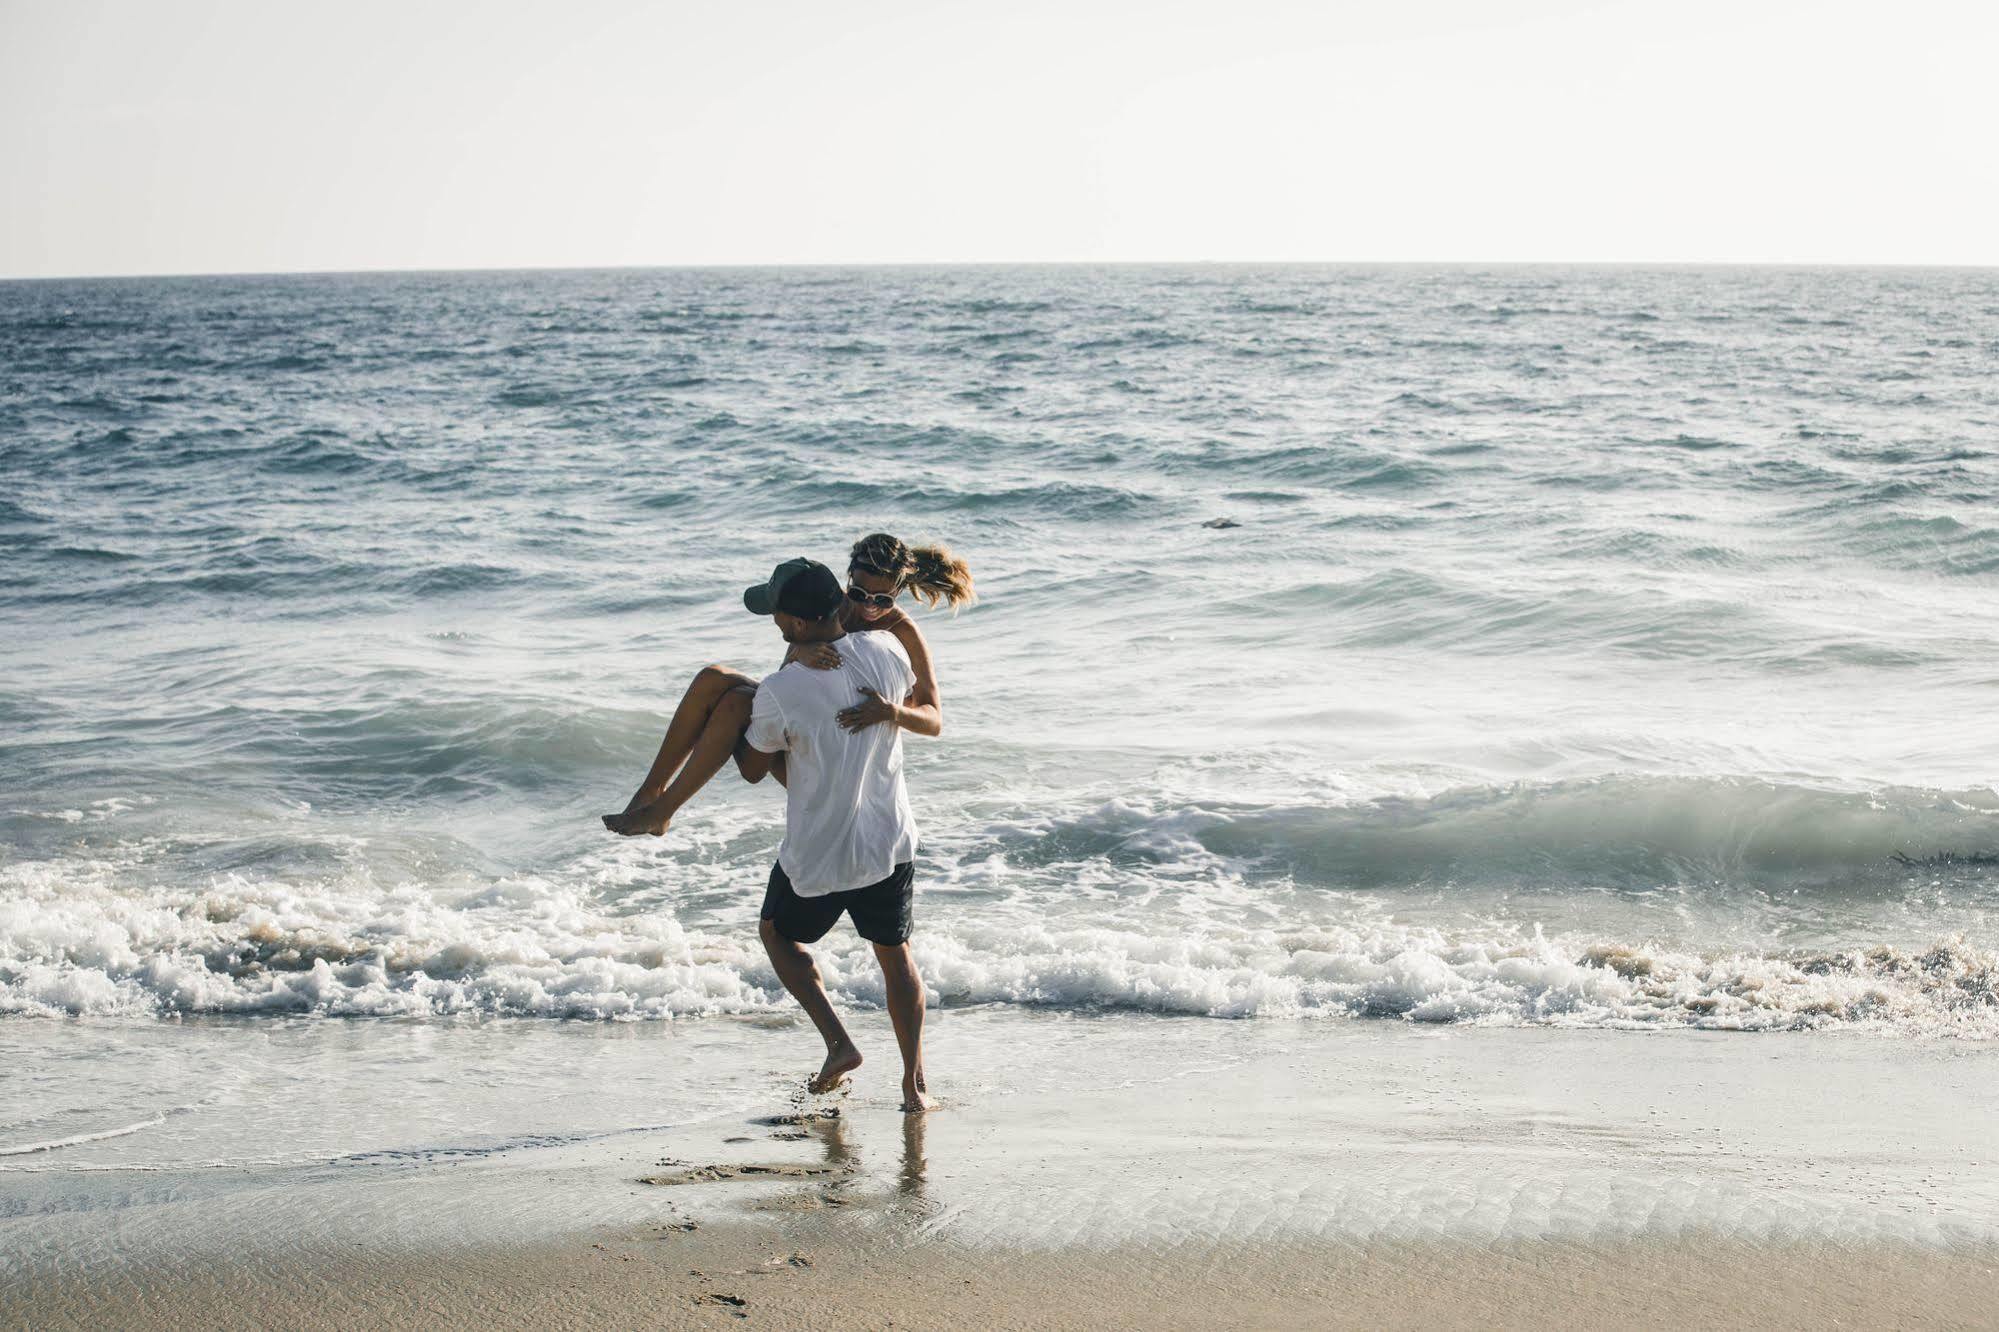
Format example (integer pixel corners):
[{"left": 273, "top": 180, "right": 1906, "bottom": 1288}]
[
  {"left": 848, "top": 532, "right": 977, "bottom": 612},
  {"left": 906, "top": 544, "right": 976, "bottom": 611}
]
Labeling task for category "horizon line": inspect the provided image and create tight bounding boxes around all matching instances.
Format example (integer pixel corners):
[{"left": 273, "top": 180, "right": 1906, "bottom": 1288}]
[{"left": 5, "top": 257, "right": 1999, "bottom": 284}]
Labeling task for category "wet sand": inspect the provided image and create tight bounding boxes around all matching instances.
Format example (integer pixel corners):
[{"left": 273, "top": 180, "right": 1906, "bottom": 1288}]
[{"left": 6, "top": 1016, "right": 1998, "bottom": 1328}]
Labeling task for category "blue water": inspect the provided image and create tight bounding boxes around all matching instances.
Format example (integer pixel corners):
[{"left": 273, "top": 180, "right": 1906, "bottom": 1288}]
[{"left": 3, "top": 264, "right": 1997, "bottom": 1032}]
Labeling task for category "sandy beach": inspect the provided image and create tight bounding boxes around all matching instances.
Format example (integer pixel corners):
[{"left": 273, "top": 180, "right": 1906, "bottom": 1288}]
[
  {"left": 17, "top": 1225, "right": 1998, "bottom": 1330},
  {"left": 7, "top": 1013, "right": 1997, "bottom": 1328}
]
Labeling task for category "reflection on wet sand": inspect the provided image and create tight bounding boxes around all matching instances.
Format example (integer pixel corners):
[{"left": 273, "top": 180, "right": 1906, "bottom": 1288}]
[
  {"left": 800, "top": 1107, "right": 931, "bottom": 1217},
  {"left": 899, "top": 1111, "right": 927, "bottom": 1202},
  {"left": 807, "top": 1110, "right": 855, "bottom": 1210},
  {"left": 641, "top": 1099, "right": 937, "bottom": 1226}
]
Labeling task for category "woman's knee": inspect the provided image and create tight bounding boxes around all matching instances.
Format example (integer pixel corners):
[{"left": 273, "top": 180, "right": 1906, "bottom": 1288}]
[{"left": 692, "top": 664, "right": 737, "bottom": 697}]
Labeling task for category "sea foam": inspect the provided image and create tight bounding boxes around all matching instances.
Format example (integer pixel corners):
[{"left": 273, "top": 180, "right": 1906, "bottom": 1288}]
[{"left": 4, "top": 848, "right": 1994, "bottom": 1035}]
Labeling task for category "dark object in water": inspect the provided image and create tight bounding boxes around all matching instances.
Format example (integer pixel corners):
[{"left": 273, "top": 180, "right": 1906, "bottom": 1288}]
[
  {"left": 1203, "top": 517, "right": 1241, "bottom": 529},
  {"left": 1890, "top": 850, "right": 1999, "bottom": 869}
]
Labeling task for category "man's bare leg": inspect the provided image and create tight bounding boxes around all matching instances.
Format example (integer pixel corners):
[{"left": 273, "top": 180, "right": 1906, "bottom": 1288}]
[
  {"left": 604, "top": 687, "right": 754, "bottom": 836},
  {"left": 760, "top": 919, "right": 863, "bottom": 1093},
  {"left": 603, "top": 665, "right": 752, "bottom": 824},
  {"left": 873, "top": 940, "right": 933, "bottom": 1112}
]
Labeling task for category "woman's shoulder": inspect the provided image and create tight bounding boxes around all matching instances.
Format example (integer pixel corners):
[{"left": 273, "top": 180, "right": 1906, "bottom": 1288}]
[
  {"left": 850, "top": 607, "right": 916, "bottom": 636},
  {"left": 847, "top": 611, "right": 929, "bottom": 659}
]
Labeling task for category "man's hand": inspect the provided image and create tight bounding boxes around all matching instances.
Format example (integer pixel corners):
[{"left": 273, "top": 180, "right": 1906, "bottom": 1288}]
[
  {"left": 786, "top": 642, "right": 843, "bottom": 671},
  {"left": 836, "top": 686, "right": 899, "bottom": 732}
]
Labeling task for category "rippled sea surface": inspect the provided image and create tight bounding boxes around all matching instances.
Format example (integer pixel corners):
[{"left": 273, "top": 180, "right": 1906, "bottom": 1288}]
[{"left": 3, "top": 264, "right": 1997, "bottom": 1035}]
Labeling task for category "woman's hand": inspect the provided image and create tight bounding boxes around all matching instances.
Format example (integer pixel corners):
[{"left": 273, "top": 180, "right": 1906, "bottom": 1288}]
[
  {"left": 836, "top": 687, "right": 899, "bottom": 732},
  {"left": 786, "top": 642, "right": 843, "bottom": 671}
]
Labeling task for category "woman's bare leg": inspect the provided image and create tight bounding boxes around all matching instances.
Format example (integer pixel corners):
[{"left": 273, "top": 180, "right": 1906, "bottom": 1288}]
[
  {"left": 604, "top": 687, "right": 755, "bottom": 836},
  {"left": 603, "top": 665, "right": 753, "bottom": 828}
]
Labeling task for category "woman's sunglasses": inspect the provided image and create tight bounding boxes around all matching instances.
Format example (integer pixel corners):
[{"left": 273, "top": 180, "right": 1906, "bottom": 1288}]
[{"left": 846, "top": 583, "right": 897, "bottom": 610}]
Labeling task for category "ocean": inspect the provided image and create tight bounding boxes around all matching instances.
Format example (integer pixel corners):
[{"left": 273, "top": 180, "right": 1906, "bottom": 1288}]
[
  {"left": 3, "top": 263, "right": 1995, "bottom": 1045},
  {"left": 6, "top": 261, "right": 1999, "bottom": 1260}
]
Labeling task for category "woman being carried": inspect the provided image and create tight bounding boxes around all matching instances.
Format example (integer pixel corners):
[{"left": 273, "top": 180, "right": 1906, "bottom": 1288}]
[{"left": 601, "top": 533, "right": 974, "bottom": 837}]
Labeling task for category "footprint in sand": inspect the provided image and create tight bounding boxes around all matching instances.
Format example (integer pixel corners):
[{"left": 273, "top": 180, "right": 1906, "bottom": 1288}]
[
  {"left": 641, "top": 1162, "right": 841, "bottom": 1186},
  {"left": 754, "top": 1107, "right": 842, "bottom": 1126},
  {"left": 694, "top": 1291, "right": 748, "bottom": 1317}
]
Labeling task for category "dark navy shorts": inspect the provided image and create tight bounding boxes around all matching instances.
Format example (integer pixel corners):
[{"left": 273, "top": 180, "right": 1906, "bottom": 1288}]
[{"left": 760, "top": 860, "right": 914, "bottom": 946}]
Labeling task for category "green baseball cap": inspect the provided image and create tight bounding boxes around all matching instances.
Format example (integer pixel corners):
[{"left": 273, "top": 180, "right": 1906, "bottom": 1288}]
[{"left": 743, "top": 557, "right": 843, "bottom": 618}]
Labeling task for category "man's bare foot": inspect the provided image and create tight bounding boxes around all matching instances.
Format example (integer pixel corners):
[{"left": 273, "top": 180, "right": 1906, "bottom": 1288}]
[
  {"left": 900, "top": 1080, "right": 935, "bottom": 1114},
  {"left": 601, "top": 800, "right": 671, "bottom": 836},
  {"left": 809, "top": 1041, "right": 862, "bottom": 1094}
]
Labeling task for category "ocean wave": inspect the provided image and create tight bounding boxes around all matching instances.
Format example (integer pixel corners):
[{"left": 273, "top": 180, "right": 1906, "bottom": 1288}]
[
  {"left": 1157, "top": 442, "right": 1432, "bottom": 488},
  {"left": 269, "top": 697, "right": 634, "bottom": 800},
  {"left": 1842, "top": 513, "right": 1999, "bottom": 576},
  {"left": 1646, "top": 434, "right": 1738, "bottom": 451},
  {"left": 1071, "top": 330, "right": 1200, "bottom": 352},
  {"left": 241, "top": 352, "right": 333, "bottom": 373},
  {"left": 39, "top": 545, "right": 144, "bottom": 566},
  {"left": 53, "top": 393, "right": 148, "bottom": 419},
  {"left": 1220, "top": 569, "right": 1779, "bottom": 659},
  {"left": 0, "top": 860, "right": 768, "bottom": 1021},
  {"left": 2, "top": 855, "right": 1992, "bottom": 1033},
  {"left": 1544, "top": 528, "right": 1745, "bottom": 568},
  {"left": 494, "top": 383, "right": 598, "bottom": 408},
  {"left": 756, "top": 475, "right": 1155, "bottom": 520},
  {"left": 965, "top": 777, "right": 1999, "bottom": 888},
  {"left": 253, "top": 430, "right": 383, "bottom": 475},
  {"left": 389, "top": 562, "right": 532, "bottom": 599},
  {"left": 943, "top": 298, "right": 1054, "bottom": 315}
]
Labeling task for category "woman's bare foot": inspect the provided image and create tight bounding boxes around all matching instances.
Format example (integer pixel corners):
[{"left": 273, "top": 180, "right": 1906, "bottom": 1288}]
[
  {"left": 810, "top": 1040, "right": 863, "bottom": 1094},
  {"left": 601, "top": 800, "right": 670, "bottom": 836},
  {"left": 900, "top": 1080, "right": 935, "bottom": 1114}
]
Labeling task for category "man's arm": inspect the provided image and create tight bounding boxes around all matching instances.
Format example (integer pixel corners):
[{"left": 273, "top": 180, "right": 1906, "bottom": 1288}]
[
  {"left": 734, "top": 736, "right": 780, "bottom": 784},
  {"left": 736, "top": 682, "right": 788, "bottom": 784}
]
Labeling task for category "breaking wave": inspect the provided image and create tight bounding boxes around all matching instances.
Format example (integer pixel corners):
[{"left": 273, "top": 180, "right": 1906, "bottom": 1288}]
[{"left": 3, "top": 830, "right": 1994, "bottom": 1034}]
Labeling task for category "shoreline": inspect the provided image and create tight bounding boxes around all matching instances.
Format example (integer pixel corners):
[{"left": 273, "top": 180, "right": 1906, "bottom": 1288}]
[{"left": 6, "top": 1016, "right": 1998, "bottom": 1327}]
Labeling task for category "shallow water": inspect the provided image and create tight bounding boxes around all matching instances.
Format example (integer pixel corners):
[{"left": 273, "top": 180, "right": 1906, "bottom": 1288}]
[
  {"left": 3, "top": 264, "right": 1997, "bottom": 1035},
  {"left": 3, "top": 1014, "right": 1994, "bottom": 1253}
]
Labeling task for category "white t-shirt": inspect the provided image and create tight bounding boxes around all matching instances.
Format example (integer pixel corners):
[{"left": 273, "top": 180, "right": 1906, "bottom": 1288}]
[{"left": 745, "top": 631, "right": 918, "bottom": 897}]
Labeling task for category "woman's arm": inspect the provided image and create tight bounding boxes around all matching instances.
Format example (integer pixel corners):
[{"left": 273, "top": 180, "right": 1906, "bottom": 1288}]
[
  {"left": 892, "top": 616, "right": 942, "bottom": 734},
  {"left": 783, "top": 641, "right": 842, "bottom": 670},
  {"left": 836, "top": 616, "right": 943, "bottom": 737}
]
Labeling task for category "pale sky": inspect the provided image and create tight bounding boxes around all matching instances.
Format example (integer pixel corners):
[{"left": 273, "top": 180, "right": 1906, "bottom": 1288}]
[{"left": 2, "top": 0, "right": 1995, "bottom": 278}]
